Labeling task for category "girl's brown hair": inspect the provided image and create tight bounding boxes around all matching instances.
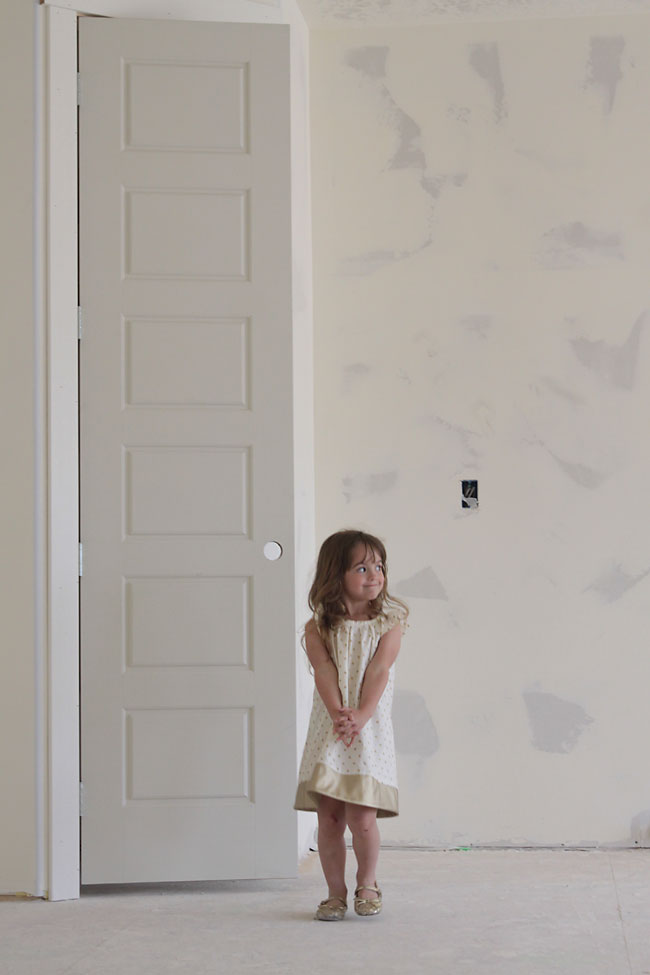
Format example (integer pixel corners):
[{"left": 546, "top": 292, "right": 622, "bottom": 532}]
[{"left": 308, "top": 529, "right": 408, "bottom": 642}]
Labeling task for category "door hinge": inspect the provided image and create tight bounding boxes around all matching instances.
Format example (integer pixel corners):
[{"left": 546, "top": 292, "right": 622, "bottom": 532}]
[
  {"left": 77, "top": 72, "right": 81, "bottom": 106},
  {"left": 79, "top": 782, "right": 85, "bottom": 817},
  {"left": 78, "top": 307, "right": 83, "bottom": 340},
  {"left": 79, "top": 542, "right": 83, "bottom": 578}
]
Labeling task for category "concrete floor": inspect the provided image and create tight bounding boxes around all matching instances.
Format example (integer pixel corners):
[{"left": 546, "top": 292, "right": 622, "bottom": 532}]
[{"left": 2, "top": 849, "right": 650, "bottom": 974}]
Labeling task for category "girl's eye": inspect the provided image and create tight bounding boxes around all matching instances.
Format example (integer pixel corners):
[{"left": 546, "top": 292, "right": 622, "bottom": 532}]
[{"left": 358, "top": 566, "right": 366, "bottom": 573}]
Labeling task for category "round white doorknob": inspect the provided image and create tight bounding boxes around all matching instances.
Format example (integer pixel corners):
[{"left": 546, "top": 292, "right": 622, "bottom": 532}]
[{"left": 263, "top": 541, "right": 283, "bottom": 561}]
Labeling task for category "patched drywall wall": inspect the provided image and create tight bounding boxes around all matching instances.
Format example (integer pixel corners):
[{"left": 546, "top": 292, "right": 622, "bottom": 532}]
[
  {"left": 311, "top": 14, "right": 650, "bottom": 846},
  {"left": 300, "top": 0, "right": 650, "bottom": 28}
]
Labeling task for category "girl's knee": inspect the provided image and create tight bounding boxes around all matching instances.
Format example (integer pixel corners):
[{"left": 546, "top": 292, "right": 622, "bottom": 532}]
[
  {"left": 317, "top": 797, "right": 346, "bottom": 836},
  {"left": 346, "top": 804, "right": 377, "bottom": 835}
]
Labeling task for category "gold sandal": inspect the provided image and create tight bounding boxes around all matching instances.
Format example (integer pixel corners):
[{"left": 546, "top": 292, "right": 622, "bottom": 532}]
[
  {"left": 354, "top": 884, "right": 382, "bottom": 916},
  {"left": 315, "top": 895, "right": 348, "bottom": 921}
]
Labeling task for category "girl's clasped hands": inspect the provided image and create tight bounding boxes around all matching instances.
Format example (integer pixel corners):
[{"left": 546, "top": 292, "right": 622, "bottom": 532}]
[{"left": 333, "top": 707, "right": 366, "bottom": 747}]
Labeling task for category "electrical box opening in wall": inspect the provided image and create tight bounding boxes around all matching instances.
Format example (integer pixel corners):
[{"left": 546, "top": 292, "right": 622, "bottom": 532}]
[{"left": 462, "top": 480, "right": 478, "bottom": 508}]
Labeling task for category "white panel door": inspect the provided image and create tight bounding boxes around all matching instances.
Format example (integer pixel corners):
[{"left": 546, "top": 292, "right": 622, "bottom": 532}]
[{"left": 79, "top": 17, "right": 296, "bottom": 883}]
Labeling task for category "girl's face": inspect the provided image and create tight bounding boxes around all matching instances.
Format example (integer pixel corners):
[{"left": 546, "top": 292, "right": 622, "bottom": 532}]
[{"left": 342, "top": 542, "right": 385, "bottom": 604}]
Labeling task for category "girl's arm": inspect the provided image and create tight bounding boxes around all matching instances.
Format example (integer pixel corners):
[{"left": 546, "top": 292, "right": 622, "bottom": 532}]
[
  {"left": 341, "top": 624, "right": 402, "bottom": 739},
  {"left": 304, "top": 618, "right": 343, "bottom": 720}
]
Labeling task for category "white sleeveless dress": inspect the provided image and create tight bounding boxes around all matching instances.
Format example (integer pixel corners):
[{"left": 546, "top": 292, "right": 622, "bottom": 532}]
[{"left": 294, "top": 609, "right": 407, "bottom": 818}]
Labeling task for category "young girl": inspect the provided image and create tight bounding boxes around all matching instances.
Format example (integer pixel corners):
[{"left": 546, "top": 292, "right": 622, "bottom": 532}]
[{"left": 294, "top": 529, "right": 409, "bottom": 921}]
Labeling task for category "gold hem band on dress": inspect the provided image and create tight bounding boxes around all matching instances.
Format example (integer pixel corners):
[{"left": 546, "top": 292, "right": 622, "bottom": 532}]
[{"left": 294, "top": 762, "right": 398, "bottom": 818}]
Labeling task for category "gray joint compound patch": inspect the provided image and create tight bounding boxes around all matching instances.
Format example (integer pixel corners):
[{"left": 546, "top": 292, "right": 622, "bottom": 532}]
[
  {"left": 459, "top": 314, "right": 492, "bottom": 338},
  {"left": 388, "top": 107, "right": 425, "bottom": 171},
  {"left": 341, "top": 362, "right": 371, "bottom": 393},
  {"left": 523, "top": 689, "right": 594, "bottom": 754},
  {"left": 584, "top": 561, "right": 650, "bottom": 603},
  {"left": 538, "top": 377, "right": 585, "bottom": 406},
  {"left": 343, "top": 45, "right": 388, "bottom": 79},
  {"left": 549, "top": 453, "right": 607, "bottom": 490},
  {"left": 570, "top": 312, "right": 647, "bottom": 390},
  {"left": 395, "top": 566, "right": 448, "bottom": 601},
  {"left": 469, "top": 42, "right": 506, "bottom": 121},
  {"left": 540, "top": 220, "right": 625, "bottom": 268},
  {"left": 539, "top": 221, "right": 623, "bottom": 269},
  {"left": 586, "top": 35, "right": 625, "bottom": 113},
  {"left": 393, "top": 689, "right": 440, "bottom": 757},
  {"left": 342, "top": 470, "right": 398, "bottom": 503},
  {"left": 338, "top": 240, "right": 433, "bottom": 276}
]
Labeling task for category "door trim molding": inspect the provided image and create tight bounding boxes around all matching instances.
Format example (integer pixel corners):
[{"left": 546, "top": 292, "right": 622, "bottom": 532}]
[{"left": 44, "top": 3, "right": 80, "bottom": 902}]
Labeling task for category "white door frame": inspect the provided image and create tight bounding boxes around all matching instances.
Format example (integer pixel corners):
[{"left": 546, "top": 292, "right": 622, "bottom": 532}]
[
  {"left": 43, "top": 3, "right": 82, "bottom": 902},
  {"left": 41, "top": 0, "right": 313, "bottom": 902}
]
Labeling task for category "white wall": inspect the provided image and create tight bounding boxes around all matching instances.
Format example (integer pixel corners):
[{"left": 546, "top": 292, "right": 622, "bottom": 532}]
[
  {"left": 311, "top": 14, "right": 650, "bottom": 847},
  {"left": 0, "top": 0, "right": 39, "bottom": 896},
  {"left": 1, "top": 0, "right": 313, "bottom": 896}
]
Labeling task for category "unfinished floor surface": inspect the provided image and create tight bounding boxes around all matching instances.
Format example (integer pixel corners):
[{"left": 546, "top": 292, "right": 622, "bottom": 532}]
[{"left": 2, "top": 850, "right": 649, "bottom": 974}]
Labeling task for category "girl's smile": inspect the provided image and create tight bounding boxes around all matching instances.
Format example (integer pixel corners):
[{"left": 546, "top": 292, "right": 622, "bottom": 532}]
[{"left": 342, "top": 543, "right": 385, "bottom": 613}]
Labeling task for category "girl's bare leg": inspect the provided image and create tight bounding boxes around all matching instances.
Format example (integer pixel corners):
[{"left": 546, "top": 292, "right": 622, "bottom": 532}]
[
  {"left": 345, "top": 803, "right": 380, "bottom": 896},
  {"left": 316, "top": 795, "right": 347, "bottom": 899}
]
